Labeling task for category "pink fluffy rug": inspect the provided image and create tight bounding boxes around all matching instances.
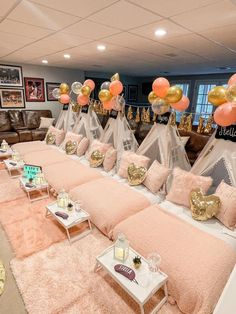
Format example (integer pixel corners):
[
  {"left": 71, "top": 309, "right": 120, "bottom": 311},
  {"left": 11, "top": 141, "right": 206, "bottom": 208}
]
[
  {"left": 0, "top": 179, "right": 26, "bottom": 204},
  {"left": 0, "top": 169, "right": 12, "bottom": 184},
  {"left": 0, "top": 197, "right": 88, "bottom": 259},
  {"left": 11, "top": 229, "right": 181, "bottom": 314}
]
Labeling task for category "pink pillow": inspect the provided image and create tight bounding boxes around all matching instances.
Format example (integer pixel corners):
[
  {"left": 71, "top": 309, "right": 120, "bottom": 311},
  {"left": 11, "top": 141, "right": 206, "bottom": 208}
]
[
  {"left": 215, "top": 181, "right": 236, "bottom": 230},
  {"left": 61, "top": 132, "right": 83, "bottom": 150},
  {"left": 45, "top": 126, "right": 65, "bottom": 146},
  {"left": 77, "top": 137, "right": 89, "bottom": 157},
  {"left": 103, "top": 147, "right": 117, "bottom": 172},
  {"left": 118, "top": 151, "right": 150, "bottom": 179},
  {"left": 143, "top": 160, "right": 170, "bottom": 194},
  {"left": 86, "top": 140, "right": 112, "bottom": 160},
  {"left": 166, "top": 167, "right": 212, "bottom": 208}
]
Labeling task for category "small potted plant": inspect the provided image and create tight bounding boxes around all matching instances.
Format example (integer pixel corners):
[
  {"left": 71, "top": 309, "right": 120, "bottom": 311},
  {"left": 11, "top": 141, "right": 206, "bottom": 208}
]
[
  {"left": 67, "top": 202, "right": 73, "bottom": 211},
  {"left": 133, "top": 256, "right": 142, "bottom": 269}
]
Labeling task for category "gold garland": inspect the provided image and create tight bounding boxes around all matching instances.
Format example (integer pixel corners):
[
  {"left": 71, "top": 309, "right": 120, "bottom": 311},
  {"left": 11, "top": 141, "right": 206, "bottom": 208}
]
[
  {"left": 204, "top": 115, "right": 213, "bottom": 134},
  {"left": 197, "top": 116, "right": 205, "bottom": 134},
  {"left": 135, "top": 108, "right": 140, "bottom": 123}
]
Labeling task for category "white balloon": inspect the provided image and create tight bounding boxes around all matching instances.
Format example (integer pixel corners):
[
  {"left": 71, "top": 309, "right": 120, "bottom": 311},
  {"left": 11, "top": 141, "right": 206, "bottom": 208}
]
[
  {"left": 71, "top": 81, "right": 82, "bottom": 94},
  {"left": 52, "top": 88, "right": 60, "bottom": 99}
]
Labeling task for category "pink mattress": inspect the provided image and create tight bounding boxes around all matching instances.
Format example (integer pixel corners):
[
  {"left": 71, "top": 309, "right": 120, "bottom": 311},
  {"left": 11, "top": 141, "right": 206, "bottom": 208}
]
[
  {"left": 12, "top": 141, "right": 51, "bottom": 156},
  {"left": 69, "top": 177, "right": 151, "bottom": 238},
  {"left": 23, "top": 149, "right": 69, "bottom": 168},
  {"left": 44, "top": 160, "right": 103, "bottom": 192},
  {"left": 113, "top": 205, "right": 236, "bottom": 314}
]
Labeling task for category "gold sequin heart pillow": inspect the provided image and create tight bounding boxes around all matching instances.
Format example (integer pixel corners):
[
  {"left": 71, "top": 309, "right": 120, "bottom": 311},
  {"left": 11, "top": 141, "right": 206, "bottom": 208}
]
[
  {"left": 65, "top": 140, "right": 77, "bottom": 155},
  {"left": 89, "top": 150, "right": 105, "bottom": 168},
  {"left": 190, "top": 188, "right": 221, "bottom": 221},
  {"left": 46, "top": 132, "right": 56, "bottom": 145},
  {"left": 127, "top": 163, "right": 147, "bottom": 186}
]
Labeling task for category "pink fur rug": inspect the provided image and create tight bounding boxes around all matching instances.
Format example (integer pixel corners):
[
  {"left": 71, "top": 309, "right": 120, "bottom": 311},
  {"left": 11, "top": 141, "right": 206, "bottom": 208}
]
[
  {"left": 0, "top": 169, "right": 12, "bottom": 184},
  {"left": 0, "top": 179, "right": 26, "bottom": 204},
  {"left": 0, "top": 197, "right": 88, "bottom": 259},
  {"left": 11, "top": 229, "right": 181, "bottom": 314}
]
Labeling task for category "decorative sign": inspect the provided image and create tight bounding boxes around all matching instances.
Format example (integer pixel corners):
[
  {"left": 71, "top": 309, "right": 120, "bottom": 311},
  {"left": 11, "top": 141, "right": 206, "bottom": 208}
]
[
  {"left": 215, "top": 125, "right": 236, "bottom": 142},
  {"left": 109, "top": 109, "right": 118, "bottom": 119},
  {"left": 156, "top": 112, "right": 170, "bottom": 125},
  {"left": 81, "top": 105, "right": 89, "bottom": 113},
  {"left": 23, "top": 164, "right": 42, "bottom": 180}
]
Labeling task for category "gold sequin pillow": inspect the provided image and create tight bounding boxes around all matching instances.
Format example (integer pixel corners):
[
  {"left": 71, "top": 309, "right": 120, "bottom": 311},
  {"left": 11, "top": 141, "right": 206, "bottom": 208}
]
[{"left": 127, "top": 163, "right": 147, "bottom": 186}]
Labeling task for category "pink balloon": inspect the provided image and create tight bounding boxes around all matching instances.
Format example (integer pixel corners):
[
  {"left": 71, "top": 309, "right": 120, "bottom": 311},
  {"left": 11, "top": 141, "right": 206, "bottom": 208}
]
[
  {"left": 152, "top": 77, "right": 170, "bottom": 98},
  {"left": 109, "top": 80, "right": 123, "bottom": 96},
  {"left": 103, "top": 100, "right": 113, "bottom": 110},
  {"left": 59, "top": 94, "right": 70, "bottom": 104},
  {"left": 84, "top": 79, "right": 95, "bottom": 91},
  {"left": 228, "top": 73, "right": 236, "bottom": 87},
  {"left": 77, "top": 94, "right": 89, "bottom": 106},
  {"left": 214, "top": 102, "right": 236, "bottom": 127},
  {"left": 171, "top": 95, "right": 190, "bottom": 111}
]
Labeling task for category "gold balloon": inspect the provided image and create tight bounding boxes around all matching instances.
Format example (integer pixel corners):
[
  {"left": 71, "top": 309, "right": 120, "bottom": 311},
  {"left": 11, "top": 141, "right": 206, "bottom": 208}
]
[
  {"left": 226, "top": 84, "right": 236, "bottom": 102},
  {"left": 89, "top": 150, "right": 104, "bottom": 167},
  {"left": 148, "top": 91, "right": 158, "bottom": 105},
  {"left": 208, "top": 86, "right": 227, "bottom": 106},
  {"left": 190, "top": 188, "right": 221, "bottom": 221},
  {"left": 81, "top": 85, "right": 91, "bottom": 96},
  {"left": 111, "top": 73, "right": 120, "bottom": 81},
  {"left": 60, "top": 83, "right": 69, "bottom": 94},
  {"left": 98, "top": 89, "right": 112, "bottom": 102},
  {"left": 65, "top": 140, "right": 77, "bottom": 155},
  {"left": 127, "top": 163, "right": 147, "bottom": 186},
  {"left": 151, "top": 98, "right": 170, "bottom": 115},
  {"left": 165, "top": 86, "right": 183, "bottom": 103},
  {"left": 46, "top": 132, "right": 56, "bottom": 145}
]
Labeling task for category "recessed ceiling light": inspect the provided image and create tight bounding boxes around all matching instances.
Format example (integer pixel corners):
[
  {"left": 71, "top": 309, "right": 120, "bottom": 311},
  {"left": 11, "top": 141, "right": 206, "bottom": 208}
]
[
  {"left": 97, "top": 44, "right": 106, "bottom": 51},
  {"left": 64, "top": 54, "right": 71, "bottom": 59},
  {"left": 42, "top": 59, "right": 48, "bottom": 64},
  {"left": 155, "top": 29, "right": 167, "bottom": 37}
]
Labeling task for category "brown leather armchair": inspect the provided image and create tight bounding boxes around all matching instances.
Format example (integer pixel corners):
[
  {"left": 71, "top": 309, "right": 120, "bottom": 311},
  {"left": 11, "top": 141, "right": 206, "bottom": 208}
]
[{"left": 0, "top": 109, "right": 52, "bottom": 144}]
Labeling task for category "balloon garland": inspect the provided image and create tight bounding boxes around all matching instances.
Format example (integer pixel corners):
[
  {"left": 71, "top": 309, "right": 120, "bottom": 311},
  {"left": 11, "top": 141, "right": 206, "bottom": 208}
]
[
  {"left": 208, "top": 73, "right": 236, "bottom": 127},
  {"left": 148, "top": 77, "right": 190, "bottom": 114},
  {"left": 52, "top": 79, "right": 95, "bottom": 107},
  {"left": 98, "top": 73, "right": 125, "bottom": 111}
]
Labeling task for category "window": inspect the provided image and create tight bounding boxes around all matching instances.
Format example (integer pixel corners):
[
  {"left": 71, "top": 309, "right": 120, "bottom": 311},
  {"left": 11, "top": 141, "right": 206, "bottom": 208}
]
[{"left": 193, "top": 80, "right": 227, "bottom": 124}]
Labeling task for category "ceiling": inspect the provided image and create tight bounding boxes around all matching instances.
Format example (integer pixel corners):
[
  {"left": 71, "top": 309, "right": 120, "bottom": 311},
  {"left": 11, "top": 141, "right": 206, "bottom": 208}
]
[{"left": 0, "top": 0, "right": 236, "bottom": 76}]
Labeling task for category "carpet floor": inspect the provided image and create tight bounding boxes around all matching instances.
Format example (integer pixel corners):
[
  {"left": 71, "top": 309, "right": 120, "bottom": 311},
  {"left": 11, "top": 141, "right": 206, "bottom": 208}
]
[{"left": 11, "top": 229, "right": 181, "bottom": 314}]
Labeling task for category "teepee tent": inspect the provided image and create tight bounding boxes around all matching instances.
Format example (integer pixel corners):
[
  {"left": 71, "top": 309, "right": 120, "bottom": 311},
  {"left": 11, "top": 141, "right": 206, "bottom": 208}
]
[
  {"left": 72, "top": 107, "right": 104, "bottom": 142},
  {"left": 102, "top": 112, "right": 139, "bottom": 160},
  {"left": 137, "top": 120, "right": 191, "bottom": 171},
  {"left": 55, "top": 104, "right": 77, "bottom": 132},
  {"left": 191, "top": 128, "right": 236, "bottom": 189}
]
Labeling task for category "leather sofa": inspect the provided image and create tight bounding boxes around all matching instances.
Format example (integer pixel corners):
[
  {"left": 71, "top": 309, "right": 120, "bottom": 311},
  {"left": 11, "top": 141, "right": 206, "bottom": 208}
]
[{"left": 0, "top": 110, "right": 52, "bottom": 144}]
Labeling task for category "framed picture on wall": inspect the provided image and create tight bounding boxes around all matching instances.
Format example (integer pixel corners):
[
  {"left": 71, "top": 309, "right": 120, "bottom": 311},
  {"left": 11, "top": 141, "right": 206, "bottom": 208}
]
[
  {"left": 0, "top": 64, "right": 23, "bottom": 87},
  {"left": 128, "top": 85, "right": 138, "bottom": 102},
  {"left": 24, "top": 77, "right": 45, "bottom": 102},
  {"left": 46, "top": 82, "right": 60, "bottom": 101},
  {"left": 0, "top": 88, "right": 25, "bottom": 108}
]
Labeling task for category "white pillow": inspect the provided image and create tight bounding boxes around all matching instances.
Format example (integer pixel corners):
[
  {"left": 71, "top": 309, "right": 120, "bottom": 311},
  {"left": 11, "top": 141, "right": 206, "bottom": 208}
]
[
  {"left": 39, "top": 117, "right": 55, "bottom": 129},
  {"left": 181, "top": 136, "right": 190, "bottom": 147}
]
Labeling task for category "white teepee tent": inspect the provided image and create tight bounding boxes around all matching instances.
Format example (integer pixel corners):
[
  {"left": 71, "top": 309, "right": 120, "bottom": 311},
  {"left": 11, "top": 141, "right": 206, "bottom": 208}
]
[
  {"left": 137, "top": 121, "right": 191, "bottom": 171},
  {"left": 55, "top": 103, "right": 77, "bottom": 131},
  {"left": 102, "top": 112, "right": 139, "bottom": 161},
  {"left": 191, "top": 129, "right": 236, "bottom": 189},
  {"left": 72, "top": 107, "right": 104, "bottom": 142}
]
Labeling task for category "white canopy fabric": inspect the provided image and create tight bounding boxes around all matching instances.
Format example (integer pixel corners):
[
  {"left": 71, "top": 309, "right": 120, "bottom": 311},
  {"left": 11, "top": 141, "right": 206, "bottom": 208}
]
[
  {"left": 191, "top": 130, "right": 236, "bottom": 190},
  {"left": 101, "top": 112, "right": 139, "bottom": 164},
  {"left": 72, "top": 107, "right": 104, "bottom": 142},
  {"left": 55, "top": 104, "right": 77, "bottom": 132},
  {"left": 137, "top": 122, "right": 191, "bottom": 171}
]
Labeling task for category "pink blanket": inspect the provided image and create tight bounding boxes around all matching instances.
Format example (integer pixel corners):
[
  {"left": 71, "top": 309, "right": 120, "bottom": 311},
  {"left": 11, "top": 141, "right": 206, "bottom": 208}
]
[
  {"left": 23, "top": 149, "right": 69, "bottom": 168},
  {"left": 44, "top": 160, "right": 103, "bottom": 192},
  {"left": 11, "top": 141, "right": 51, "bottom": 156},
  {"left": 69, "top": 177, "right": 151, "bottom": 238},
  {"left": 113, "top": 205, "right": 236, "bottom": 314}
]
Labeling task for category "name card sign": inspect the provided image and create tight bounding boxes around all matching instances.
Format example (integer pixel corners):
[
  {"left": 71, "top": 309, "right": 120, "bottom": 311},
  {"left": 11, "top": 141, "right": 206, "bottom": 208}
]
[
  {"left": 109, "top": 109, "right": 118, "bottom": 119},
  {"left": 81, "top": 105, "right": 89, "bottom": 113},
  {"left": 215, "top": 125, "right": 236, "bottom": 142},
  {"left": 23, "top": 164, "right": 42, "bottom": 180},
  {"left": 156, "top": 112, "right": 170, "bottom": 125}
]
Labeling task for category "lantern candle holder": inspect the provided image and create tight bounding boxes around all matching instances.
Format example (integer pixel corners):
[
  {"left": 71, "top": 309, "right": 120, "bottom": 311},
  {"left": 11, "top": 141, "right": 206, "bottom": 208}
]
[
  {"left": 1, "top": 140, "right": 9, "bottom": 151},
  {"left": 57, "top": 189, "right": 69, "bottom": 209},
  {"left": 12, "top": 150, "right": 21, "bottom": 162},
  {"left": 113, "top": 233, "right": 129, "bottom": 262}
]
